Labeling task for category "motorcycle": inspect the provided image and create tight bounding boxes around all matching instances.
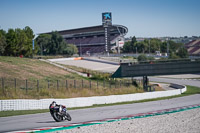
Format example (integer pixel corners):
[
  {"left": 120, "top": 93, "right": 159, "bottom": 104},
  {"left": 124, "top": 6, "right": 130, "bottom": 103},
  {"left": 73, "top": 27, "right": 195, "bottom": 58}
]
[{"left": 49, "top": 104, "right": 72, "bottom": 122}]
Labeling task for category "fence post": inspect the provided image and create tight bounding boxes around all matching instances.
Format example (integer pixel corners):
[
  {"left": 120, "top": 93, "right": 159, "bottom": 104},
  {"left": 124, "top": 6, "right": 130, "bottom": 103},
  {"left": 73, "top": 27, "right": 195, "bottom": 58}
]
[
  {"left": 37, "top": 80, "right": 39, "bottom": 92},
  {"left": 131, "top": 77, "right": 134, "bottom": 85},
  {"left": 82, "top": 80, "right": 83, "bottom": 89},
  {"left": 109, "top": 81, "right": 112, "bottom": 88},
  {"left": 97, "top": 81, "right": 98, "bottom": 89},
  {"left": 57, "top": 80, "right": 59, "bottom": 90},
  {"left": 2, "top": 78, "right": 4, "bottom": 94},
  {"left": 120, "top": 80, "right": 121, "bottom": 88},
  {"left": 115, "top": 80, "right": 117, "bottom": 88},
  {"left": 89, "top": 80, "right": 91, "bottom": 89},
  {"left": 74, "top": 80, "right": 76, "bottom": 89},
  {"left": 66, "top": 80, "right": 68, "bottom": 89},
  {"left": 14, "top": 78, "right": 17, "bottom": 93},
  {"left": 14, "top": 78, "right": 17, "bottom": 89},
  {"left": 26, "top": 79, "right": 28, "bottom": 94},
  {"left": 48, "top": 80, "right": 50, "bottom": 89},
  {"left": 103, "top": 80, "right": 105, "bottom": 88}
]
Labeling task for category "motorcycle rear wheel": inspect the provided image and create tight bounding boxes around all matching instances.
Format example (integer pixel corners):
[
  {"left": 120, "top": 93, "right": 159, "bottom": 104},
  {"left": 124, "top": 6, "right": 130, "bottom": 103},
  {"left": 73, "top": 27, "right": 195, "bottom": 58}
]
[{"left": 53, "top": 112, "right": 63, "bottom": 122}]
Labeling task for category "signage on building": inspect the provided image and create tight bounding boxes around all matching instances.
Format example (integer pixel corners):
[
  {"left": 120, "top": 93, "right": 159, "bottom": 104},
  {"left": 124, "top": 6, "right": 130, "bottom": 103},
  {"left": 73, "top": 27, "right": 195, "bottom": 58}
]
[
  {"left": 102, "top": 12, "right": 112, "bottom": 27},
  {"left": 102, "top": 12, "right": 112, "bottom": 22},
  {"left": 102, "top": 12, "right": 112, "bottom": 54},
  {"left": 118, "top": 41, "right": 124, "bottom": 47}
]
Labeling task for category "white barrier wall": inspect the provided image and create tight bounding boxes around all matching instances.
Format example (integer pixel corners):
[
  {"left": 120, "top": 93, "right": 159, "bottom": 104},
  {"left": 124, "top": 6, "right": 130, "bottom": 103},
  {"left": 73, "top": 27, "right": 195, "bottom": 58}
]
[{"left": 0, "top": 87, "right": 186, "bottom": 111}]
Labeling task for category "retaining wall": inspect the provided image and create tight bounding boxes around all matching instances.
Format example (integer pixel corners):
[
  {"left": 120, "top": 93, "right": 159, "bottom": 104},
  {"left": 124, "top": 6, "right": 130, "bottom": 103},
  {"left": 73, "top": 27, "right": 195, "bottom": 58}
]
[{"left": 0, "top": 87, "right": 186, "bottom": 111}]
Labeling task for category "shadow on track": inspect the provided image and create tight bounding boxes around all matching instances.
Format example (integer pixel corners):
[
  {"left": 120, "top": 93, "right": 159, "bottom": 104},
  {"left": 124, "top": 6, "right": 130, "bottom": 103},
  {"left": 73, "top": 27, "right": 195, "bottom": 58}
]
[{"left": 37, "top": 121, "right": 57, "bottom": 123}]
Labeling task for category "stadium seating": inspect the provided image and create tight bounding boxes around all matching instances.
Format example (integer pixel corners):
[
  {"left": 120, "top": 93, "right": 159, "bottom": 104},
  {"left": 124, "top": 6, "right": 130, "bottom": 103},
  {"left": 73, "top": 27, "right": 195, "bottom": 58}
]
[
  {"left": 185, "top": 39, "right": 200, "bottom": 55},
  {"left": 57, "top": 25, "right": 128, "bottom": 55},
  {"left": 65, "top": 35, "right": 119, "bottom": 54}
]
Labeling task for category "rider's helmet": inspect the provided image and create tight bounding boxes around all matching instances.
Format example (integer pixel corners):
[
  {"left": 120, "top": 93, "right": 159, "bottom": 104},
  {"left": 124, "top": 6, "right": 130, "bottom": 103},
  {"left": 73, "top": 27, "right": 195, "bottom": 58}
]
[{"left": 52, "top": 101, "right": 56, "bottom": 106}]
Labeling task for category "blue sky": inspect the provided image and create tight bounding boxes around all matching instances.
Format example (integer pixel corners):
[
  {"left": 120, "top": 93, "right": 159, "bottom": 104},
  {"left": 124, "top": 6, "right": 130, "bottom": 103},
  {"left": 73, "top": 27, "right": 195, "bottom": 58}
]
[{"left": 1, "top": 0, "right": 200, "bottom": 37}]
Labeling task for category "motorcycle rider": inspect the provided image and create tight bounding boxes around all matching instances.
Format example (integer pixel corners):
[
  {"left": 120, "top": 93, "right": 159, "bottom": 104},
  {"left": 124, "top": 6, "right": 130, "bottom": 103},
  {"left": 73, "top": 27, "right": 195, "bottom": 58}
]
[
  {"left": 49, "top": 101, "right": 69, "bottom": 120},
  {"left": 49, "top": 101, "right": 63, "bottom": 113}
]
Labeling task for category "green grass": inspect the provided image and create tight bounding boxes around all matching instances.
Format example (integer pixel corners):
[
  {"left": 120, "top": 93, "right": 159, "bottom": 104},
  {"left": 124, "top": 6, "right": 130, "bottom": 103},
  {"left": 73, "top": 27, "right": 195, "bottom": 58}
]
[
  {"left": 0, "top": 109, "right": 49, "bottom": 117},
  {"left": 0, "top": 85, "right": 199, "bottom": 117},
  {"left": 0, "top": 56, "right": 146, "bottom": 99}
]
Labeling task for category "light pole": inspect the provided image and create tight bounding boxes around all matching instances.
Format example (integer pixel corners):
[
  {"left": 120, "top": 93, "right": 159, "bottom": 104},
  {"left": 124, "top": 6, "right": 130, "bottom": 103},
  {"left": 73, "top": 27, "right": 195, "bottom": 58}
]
[
  {"left": 149, "top": 39, "right": 150, "bottom": 55},
  {"left": 167, "top": 38, "right": 169, "bottom": 57},
  {"left": 136, "top": 47, "right": 137, "bottom": 55},
  {"left": 79, "top": 37, "right": 82, "bottom": 56},
  {"left": 32, "top": 39, "right": 34, "bottom": 58}
]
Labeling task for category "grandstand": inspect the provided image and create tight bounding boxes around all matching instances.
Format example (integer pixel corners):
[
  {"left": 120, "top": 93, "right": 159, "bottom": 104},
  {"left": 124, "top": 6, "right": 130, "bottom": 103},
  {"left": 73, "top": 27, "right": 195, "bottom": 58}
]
[
  {"left": 56, "top": 25, "right": 128, "bottom": 55},
  {"left": 185, "top": 39, "right": 200, "bottom": 56}
]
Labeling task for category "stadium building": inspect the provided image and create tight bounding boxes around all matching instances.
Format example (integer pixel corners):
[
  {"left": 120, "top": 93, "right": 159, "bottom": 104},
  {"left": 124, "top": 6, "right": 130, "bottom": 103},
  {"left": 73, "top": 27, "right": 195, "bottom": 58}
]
[
  {"left": 44, "top": 13, "right": 128, "bottom": 55},
  {"left": 58, "top": 24, "right": 128, "bottom": 55}
]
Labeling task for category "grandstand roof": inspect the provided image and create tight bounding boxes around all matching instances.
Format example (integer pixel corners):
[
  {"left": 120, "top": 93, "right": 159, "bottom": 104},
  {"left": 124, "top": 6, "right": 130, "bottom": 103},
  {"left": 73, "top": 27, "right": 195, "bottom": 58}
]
[
  {"left": 55, "top": 25, "right": 128, "bottom": 38},
  {"left": 58, "top": 25, "right": 105, "bottom": 35}
]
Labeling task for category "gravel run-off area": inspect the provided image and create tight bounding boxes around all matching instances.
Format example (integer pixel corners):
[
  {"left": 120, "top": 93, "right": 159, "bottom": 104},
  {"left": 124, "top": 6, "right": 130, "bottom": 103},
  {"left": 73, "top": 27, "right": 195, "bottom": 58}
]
[{"left": 56, "top": 108, "right": 200, "bottom": 133}]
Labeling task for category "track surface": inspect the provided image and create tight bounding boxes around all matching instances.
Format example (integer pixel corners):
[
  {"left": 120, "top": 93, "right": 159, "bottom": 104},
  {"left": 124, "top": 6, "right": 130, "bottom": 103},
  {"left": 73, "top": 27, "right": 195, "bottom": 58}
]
[{"left": 0, "top": 94, "right": 200, "bottom": 132}]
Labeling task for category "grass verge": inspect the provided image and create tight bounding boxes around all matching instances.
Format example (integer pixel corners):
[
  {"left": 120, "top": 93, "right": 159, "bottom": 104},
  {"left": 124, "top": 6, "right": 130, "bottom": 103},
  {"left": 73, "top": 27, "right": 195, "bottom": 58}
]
[{"left": 0, "top": 85, "right": 199, "bottom": 117}]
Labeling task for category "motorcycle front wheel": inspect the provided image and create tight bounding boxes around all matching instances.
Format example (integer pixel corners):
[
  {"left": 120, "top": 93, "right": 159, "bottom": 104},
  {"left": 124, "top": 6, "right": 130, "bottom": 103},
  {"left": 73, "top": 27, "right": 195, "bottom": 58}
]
[{"left": 66, "top": 113, "right": 72, "bottom": 121}]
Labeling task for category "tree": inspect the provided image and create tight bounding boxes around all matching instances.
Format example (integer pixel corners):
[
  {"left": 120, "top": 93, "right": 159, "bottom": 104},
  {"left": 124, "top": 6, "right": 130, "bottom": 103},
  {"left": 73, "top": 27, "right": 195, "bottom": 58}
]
[
  {"left": 23, "top": 26, "right": 36, "bottom": 55},
  {"left": 0, "top": 30, "right": 7, "bottom": 55},
  {"left": 169, "top": 52, "right": 179, "bottom": 59},
  {"left": 135, "top": 41, "right": 148, "bottom": 53},
  {"left": 130, "top": 36, "right": 137, "bottom": 52},
  {"left": 122, "top": 41, "right": 131, "bottom": 53},
  {"left": 149, "top": 38, "right": 162, "bottom": 53},
  {"left": 24, "top": 26, "right": 34, "bottom": 40},
  {"left": 168, "top": 40, "right": 183, "bottom": 53},
  {"left": 4, "top": 27, "right": 35, "bottom": 57},
  {"left": 122, "top": 36, "right": 137, "bottom": 53},
  {"left": 177, "top": 47, "right": 188, "bottom": 58},
  {"left": 36, "top": 34, "right": 51, "bottom": 55},
  {"left": 138, "top": 54, "right": 148, "bottom": 61},
  {"left": 36, "top": 31, "right": 77, "bottom": 56},
  {"left": 62, "top": 44, "right": 78, "bottom": 56},
  {"left": 49, "top": 31, "right": 64, "bottom": 55},
  {"left": 5, "top": 28, "right": 18, "bottom": 56},
  {"left": 138, "top": 54, "right": 155, "bottom": 62},
  {"left": 160, "top": 42, "right": 167, "bottom": 53},
  {"left": 16, "top": 28, "right": 29, "bottom": 56}
]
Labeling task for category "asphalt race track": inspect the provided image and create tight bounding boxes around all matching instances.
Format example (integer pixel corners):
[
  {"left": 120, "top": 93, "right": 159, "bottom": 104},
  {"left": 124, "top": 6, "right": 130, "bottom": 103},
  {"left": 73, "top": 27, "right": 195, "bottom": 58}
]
[{"left": 0, "top": 94, "right": 200, "bottom": 132}]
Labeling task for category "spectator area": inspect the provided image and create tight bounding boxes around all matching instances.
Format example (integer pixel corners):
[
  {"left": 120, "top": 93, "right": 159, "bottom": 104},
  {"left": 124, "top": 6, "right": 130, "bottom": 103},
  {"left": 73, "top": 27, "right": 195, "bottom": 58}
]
[
  {"left": 185, "top": 40, "right": 200, "bottom": 55},
  {"left": 54, "top": 25, "right": 128, "bottom": 55}
]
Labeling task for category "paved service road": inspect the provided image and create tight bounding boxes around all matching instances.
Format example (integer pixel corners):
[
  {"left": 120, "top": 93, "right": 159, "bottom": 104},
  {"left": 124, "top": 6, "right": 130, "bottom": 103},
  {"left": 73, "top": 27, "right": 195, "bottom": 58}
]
[
  {"left": 0, "top": 94, "right": 200, "bottom": 132},
  {"left": 149, "top": 77, "right": 200, "bottom": 87},
  {"left": 52, "top": 60, "right": 119, "bottom": 73}
]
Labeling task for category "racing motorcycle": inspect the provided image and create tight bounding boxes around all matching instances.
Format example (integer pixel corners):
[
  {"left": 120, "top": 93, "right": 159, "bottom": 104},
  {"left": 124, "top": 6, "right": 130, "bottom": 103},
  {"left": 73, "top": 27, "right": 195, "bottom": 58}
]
[{"left": 49, "top": 102, "right": 72, "bottom": 122}]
